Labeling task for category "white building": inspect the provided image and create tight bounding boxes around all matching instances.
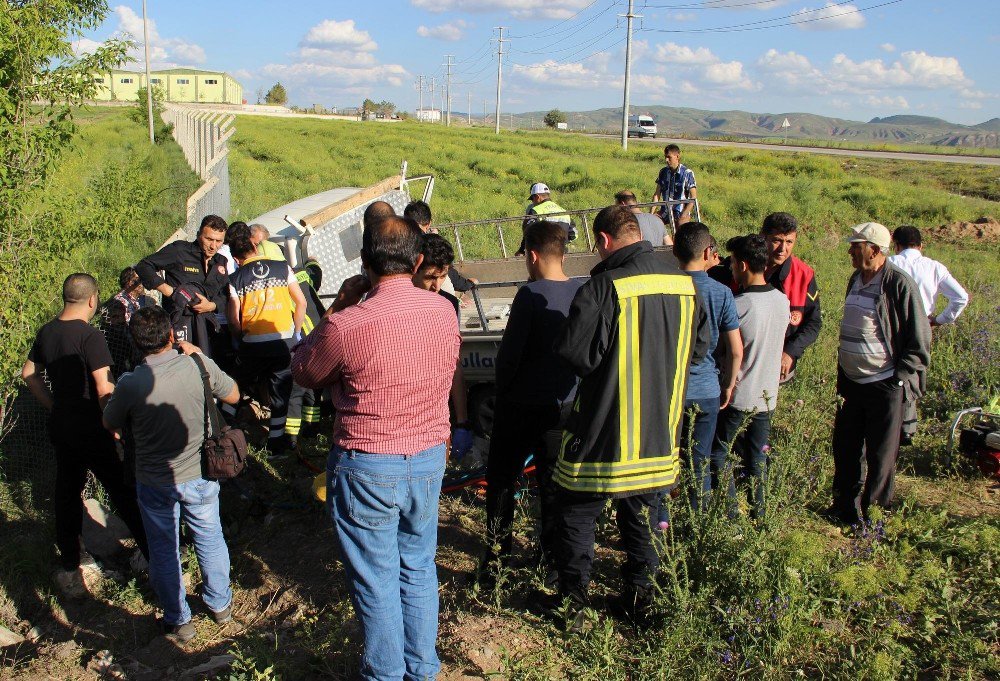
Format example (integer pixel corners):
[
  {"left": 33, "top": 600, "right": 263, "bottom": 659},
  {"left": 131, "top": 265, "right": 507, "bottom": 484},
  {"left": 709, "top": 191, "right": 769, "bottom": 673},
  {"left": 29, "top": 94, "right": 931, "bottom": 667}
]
[{"left": 416, "top": 108, "right": 441, "bottom": 122}]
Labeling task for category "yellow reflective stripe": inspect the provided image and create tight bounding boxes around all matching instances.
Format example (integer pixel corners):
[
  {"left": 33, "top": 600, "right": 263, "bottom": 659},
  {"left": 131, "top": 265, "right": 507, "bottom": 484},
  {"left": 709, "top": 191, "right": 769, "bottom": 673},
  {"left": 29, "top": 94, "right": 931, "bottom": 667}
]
[
  {"left": 556, "top": 452, "right": 680, "bottom": 476},
  {"left": 303, "top": 316, "right": 315, "bottom": 335},
  {"left": 295, "top": 270, "right": 310, "bottom": 284},
  {"left": 285, "top": 417, "right": 302, "bottom": 435},
  {"left": 617, "top": 298, "right": 629, "bottom": 462},
  {"left": 616, "top": 296, "right": 641, "bottom": 462},
  {"left": 668, "top": 295, "right": 694, "bottom": 449},
  {"left": 552, "top": 466, "right": 680, "bottom": 494},
  {"left": 613, "top": 274, "right": 696, "bottom": 300}
]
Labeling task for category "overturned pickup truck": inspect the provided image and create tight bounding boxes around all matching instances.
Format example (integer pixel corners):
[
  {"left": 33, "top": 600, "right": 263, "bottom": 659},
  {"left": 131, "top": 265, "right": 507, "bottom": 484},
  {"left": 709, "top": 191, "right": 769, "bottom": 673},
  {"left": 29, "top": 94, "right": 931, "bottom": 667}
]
[{"left": 252, "top": 162, "right": 700, "bottom": 459}]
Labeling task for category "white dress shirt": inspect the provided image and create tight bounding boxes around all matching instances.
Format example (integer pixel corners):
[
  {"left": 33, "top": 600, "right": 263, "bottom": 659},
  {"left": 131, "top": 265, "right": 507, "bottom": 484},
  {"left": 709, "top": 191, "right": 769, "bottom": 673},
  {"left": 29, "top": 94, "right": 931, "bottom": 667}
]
[{"left": 888, "top": 248, "right": 969, "bottom": 325}]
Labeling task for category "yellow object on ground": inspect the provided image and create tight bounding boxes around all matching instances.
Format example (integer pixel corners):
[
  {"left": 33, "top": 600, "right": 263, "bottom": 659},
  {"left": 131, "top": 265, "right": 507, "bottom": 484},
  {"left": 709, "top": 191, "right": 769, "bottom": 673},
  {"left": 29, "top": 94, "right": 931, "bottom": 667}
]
[{"left": 311, "top": 471, "right": 327, "bottom": 503}]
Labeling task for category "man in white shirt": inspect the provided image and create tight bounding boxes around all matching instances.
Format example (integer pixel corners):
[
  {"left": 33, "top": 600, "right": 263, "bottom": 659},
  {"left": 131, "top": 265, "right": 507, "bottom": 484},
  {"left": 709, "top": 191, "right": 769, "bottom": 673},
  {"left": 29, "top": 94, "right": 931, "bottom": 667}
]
[{"left": 888, "top": 225, "right": 969, "bottom": 444}]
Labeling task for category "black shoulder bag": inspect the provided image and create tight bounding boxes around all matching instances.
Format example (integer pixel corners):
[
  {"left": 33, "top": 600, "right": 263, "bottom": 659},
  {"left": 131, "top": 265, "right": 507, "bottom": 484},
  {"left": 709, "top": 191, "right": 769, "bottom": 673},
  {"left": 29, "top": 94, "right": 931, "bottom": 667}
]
[{"left": 191, "top": 353, "right": 248, "bottom": 480}]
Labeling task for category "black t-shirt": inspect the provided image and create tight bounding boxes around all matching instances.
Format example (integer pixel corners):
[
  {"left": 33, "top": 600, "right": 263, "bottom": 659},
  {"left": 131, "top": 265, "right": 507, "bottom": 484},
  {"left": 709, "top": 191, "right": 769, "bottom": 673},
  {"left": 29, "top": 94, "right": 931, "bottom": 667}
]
[
  {"left": 439, "top": 290, "right": 460, "bottom": 319},
  {"left": 28, "top": 319, "right": 113, "bottom": 412}
]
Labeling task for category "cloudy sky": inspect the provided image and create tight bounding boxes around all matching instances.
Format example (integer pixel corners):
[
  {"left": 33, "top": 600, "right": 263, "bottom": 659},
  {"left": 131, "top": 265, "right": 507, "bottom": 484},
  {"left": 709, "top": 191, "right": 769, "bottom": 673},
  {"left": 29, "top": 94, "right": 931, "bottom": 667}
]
[{"left": 77, "top": 0, "right": 998, "bottom": 124}]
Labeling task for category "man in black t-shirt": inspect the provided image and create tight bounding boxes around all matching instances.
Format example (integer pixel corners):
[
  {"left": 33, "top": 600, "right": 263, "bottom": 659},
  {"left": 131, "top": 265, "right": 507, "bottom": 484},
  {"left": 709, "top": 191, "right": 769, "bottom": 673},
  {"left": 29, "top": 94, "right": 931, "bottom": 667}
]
[
  {"left": 479, "top": 221, "right": 584, "bottom": 584},
  {"left": 21, "top": 273, "right": 149, "bottom": 597}
]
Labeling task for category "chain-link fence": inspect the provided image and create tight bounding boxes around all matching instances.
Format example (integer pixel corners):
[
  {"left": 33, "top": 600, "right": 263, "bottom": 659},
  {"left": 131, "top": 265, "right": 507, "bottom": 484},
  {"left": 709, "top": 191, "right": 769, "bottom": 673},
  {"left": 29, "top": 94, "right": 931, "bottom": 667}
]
[{"left": 0, "top": 107, "right": 234, "bottom": 504}]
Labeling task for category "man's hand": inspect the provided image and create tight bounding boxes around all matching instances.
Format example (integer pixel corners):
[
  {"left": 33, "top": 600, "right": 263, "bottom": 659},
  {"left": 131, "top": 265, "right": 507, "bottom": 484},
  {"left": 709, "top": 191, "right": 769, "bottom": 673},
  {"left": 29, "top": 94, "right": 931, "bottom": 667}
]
[
  {"left": 779, "top": 352, "right": 794, "bottom": 380},
  {"left": 928, "top": 314, "right": 941, "bottom": 328},
  {"left": 451, "top": 427, "right": 474, "bottom": 460},
  {"left": 327, "top": 275, "right": 371, "bottom": 315},
  {"left": 191, "top": 293, "right": 216, "bottom": 314},
  {"left": 720, "top": 385, "right": 734, "bottom": 410},
  {"left": 176, "top": 341, "right": 200, "bottom": 355}
]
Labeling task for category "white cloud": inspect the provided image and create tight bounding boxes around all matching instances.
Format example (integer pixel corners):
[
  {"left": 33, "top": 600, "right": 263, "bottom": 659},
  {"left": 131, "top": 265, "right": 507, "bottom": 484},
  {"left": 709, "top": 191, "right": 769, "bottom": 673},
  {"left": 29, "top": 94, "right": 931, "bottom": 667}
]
[
  {"left": 112, "top": 5, "right": 207, "bottom": 67},
  {"left": 71, "top": 38, "right": 104, "bottom": 56},
  {"left": 417, "top": 20, "right": 469, "bottom": 41},
  {"left": 897, "top": 50, "right": 970, "bottom": 88},
  {"left": 654, "top": 42, "right": 717, "bottom": 66},
  {"left": 703, "top": 61, "right": 755, "bottom": 89},
  {"left": 411, "top": 0, "right": 591, "bottom": 20},
  {"left": 512, "top": 60, "right": 616, "bottom": 90},
  {"left": 668, "top": 13, "right": 698, "bottom": 22},
  {"left": 792, "top": 2, "right": 866, "bottom": 31},
  {"left": 261, "top": 19, "right": 408, "bottom": 98},
  {"left": 880, "top": 43, "right": 896, "bottom": 52},
  {"left": 651, "top": 42, "right": 757, "bottom": 90},
  {"left": 755, "top": 49, "right": 824, "bottom": 90},
  {"left": 864, "top": 95, "right": 909, "bottom": 110},
  {"left": 959, "top": 101, "right": 983, "bottom": 110},
  {"left": 303, "top": 19, "right": 377, "bottom": 52}
]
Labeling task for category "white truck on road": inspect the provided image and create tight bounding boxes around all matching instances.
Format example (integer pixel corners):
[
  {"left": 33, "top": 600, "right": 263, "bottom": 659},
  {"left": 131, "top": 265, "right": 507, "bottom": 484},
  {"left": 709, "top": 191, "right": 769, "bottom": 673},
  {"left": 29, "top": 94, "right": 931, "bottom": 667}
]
[{"left": 627, "top": 114, "right": 657, "bottom": 138}]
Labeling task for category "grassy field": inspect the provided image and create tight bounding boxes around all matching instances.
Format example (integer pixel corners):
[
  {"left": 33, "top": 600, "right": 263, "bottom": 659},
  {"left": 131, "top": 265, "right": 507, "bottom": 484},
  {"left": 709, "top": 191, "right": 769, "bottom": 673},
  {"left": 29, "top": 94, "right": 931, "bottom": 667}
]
[
  {"left": 667, "top": 133, "right": 1000, "bottom": 158},
  {"left": 1, "top": 112, "right": 998, "bottom": 679}
]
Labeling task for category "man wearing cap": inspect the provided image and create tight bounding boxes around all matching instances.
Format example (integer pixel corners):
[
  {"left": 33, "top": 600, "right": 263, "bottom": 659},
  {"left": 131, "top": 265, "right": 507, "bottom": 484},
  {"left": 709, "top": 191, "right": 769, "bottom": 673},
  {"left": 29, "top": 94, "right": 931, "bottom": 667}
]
[
  {"left": 516, "top": 182, "right": 573, "bottom": 256},
  {"left": 829, "top": 222, "right": 930, "bottom": 525}
]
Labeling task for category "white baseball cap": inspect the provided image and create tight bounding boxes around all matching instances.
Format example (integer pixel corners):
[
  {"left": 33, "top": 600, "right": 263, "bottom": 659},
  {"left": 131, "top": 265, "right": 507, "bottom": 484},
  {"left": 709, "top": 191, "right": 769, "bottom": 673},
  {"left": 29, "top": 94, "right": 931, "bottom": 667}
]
[
  {"left": 845, "top": 222, "right": 891, "bottom": 249},
  {"left": 528, "top": 182, "right": 550, "bottom": 198}
]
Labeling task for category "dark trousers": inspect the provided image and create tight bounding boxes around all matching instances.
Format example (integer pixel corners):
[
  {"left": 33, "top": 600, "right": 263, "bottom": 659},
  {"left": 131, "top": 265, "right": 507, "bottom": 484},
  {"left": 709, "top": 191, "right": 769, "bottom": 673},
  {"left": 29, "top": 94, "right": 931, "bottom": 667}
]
[
  {"left": 484, "top": 399, "right": 568, "bottom": 567},
  {"left": 237, "top": 342, "right": 293, "bottom": 444},
  {"left": 901, "top": 397, "right": 918, "bottom": 437},
  {"left": 555, "top": 490, "right": 659, "bottom": 602},
  {"left": 659, "top": 396, "right": 722, "bottom": 524},
  {"left": 287, "top": 381, "right": 321, "bottom": 437},
  {"left": 50, "top": 414, "right": 149, "bottom": 570},
  {"left": 209, "top": 326, "right": 237, "bottom": 377},
  {"left": 832, "top": 373, "right": 904, "bottom": 522},
  {"left": 713, "top": 407, "right": 773, "bottom": 519}
]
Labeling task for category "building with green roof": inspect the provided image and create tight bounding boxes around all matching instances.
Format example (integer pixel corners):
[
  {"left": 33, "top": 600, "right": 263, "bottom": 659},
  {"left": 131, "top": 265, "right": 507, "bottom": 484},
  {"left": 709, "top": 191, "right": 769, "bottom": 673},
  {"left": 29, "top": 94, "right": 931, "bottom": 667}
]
[{"left": 92, "top": 68, "right": 243, "bottom": 105}]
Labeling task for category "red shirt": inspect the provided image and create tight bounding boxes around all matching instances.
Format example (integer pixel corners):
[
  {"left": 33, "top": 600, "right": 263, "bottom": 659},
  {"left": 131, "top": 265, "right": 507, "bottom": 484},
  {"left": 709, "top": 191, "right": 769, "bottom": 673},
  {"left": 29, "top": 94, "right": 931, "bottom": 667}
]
[{"left": 291, "top": 276, "right": 460, "bottom": 455}]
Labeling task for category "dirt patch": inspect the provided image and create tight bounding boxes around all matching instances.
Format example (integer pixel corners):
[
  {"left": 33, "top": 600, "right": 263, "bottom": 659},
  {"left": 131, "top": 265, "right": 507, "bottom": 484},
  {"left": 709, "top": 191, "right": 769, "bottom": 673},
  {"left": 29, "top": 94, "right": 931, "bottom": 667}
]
[{"left": 926, "top": 216, "right": 1000, "bottom": 243}]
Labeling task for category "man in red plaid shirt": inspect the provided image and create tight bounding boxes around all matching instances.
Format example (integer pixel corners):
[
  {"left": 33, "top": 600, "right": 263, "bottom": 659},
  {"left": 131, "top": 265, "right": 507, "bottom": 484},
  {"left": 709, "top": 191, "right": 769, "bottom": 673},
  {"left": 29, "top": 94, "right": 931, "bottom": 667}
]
[{"left": 292, "top": 215, "right": 460, "bottom": 681}]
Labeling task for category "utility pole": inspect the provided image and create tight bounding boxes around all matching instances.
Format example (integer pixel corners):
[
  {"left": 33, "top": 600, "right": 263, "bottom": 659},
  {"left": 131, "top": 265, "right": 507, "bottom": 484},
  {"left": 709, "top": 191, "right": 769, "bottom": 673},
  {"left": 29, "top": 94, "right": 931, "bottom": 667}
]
[
  {"left": 430, "top": 77, "right": 436, "bottom": 121},
  {"left": 142, "top": 0, "right": 154, "bottom": 144},
  {"left": 416, "top": 75, "right": 424, "bottom": 121},
  {"left": 468, "top": 92, "right": 472, "bottom": 126},
  {"left": 509, "top": 112, "right": 513, "bottom": 130},
  {"left": 493, "top": 27, "right": 508, "bottom": 135},
  {"left": 483, "top": 99, "right": 487, "bottom": 125},
  {"left": 443, "top": 55, "right": 454, "bottom": 126},
  {"left": 620, "top": 0, "right": 640, "bottom": 150}
]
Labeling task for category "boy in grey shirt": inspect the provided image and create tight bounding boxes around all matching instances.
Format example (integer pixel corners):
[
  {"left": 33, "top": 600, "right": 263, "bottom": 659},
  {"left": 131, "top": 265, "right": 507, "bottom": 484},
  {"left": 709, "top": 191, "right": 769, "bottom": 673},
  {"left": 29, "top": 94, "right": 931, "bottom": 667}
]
[{"left": 711, "top": 235, "right": 790, "bottom": 519}]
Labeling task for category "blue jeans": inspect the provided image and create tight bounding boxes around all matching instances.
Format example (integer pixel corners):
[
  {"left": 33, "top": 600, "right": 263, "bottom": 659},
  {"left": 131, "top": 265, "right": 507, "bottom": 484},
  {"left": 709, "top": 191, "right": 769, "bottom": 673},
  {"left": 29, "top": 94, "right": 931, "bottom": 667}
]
[
  {"left": 712, "top": 408, "right": 773, "bottom": 519},
  {"left": 136, "top": 478, "right": 232, "bottom": 626},
  {"left": 327, "top": 444, "right": 446, "bottom": 681}
]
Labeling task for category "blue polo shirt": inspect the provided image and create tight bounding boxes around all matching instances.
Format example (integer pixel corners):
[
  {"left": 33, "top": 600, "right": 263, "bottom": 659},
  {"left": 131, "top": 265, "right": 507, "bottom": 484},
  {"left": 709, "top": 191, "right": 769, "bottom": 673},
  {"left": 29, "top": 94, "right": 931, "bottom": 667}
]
[
  {"left": 685, "top": 270, "right": 739, "bottom": 401},
  {"left": 656, "top": 163, "right": 697, "bottom": 219}
]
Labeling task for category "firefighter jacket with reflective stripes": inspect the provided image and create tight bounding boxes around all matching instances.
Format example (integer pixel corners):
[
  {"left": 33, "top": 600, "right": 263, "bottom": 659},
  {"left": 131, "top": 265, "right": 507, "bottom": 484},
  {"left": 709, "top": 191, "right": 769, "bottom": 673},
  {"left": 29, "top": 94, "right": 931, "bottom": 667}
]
[
  {"left": 295, "top": 269, "right": 326, "bottom": 336},
  {"left": 553, "top": 241, "right": 711, "bottom": 498}
]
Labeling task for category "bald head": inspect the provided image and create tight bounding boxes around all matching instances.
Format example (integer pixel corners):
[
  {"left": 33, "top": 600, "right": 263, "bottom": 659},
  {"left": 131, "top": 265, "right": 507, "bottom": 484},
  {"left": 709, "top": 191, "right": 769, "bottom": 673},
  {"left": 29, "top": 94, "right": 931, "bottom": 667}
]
[
  {"left": 363, "top": 201, "right": 396, "bottom": 228},
  {"left": 63, "top": 273, "right": 98, "bottom": 312},
  {"left": 249, "top": 224, "right": 270, "bottom": 243},
  {"left": 361, "top": 215, "right": 424, "bottom": 276}
]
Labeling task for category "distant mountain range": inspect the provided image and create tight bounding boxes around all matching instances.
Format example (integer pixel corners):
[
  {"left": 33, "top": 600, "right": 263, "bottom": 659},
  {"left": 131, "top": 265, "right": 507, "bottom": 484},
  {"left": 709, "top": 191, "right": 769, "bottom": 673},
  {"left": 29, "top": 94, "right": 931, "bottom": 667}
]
[{"left": 509, "top": 106, "right": 1000, "bottom": 148}]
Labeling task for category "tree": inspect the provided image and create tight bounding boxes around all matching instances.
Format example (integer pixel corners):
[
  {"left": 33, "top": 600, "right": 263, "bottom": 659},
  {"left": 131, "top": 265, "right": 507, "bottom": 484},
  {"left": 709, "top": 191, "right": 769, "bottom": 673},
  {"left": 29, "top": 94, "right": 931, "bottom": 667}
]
[
  {"left": 361, "top": 98, "right": 377, "bottom": 120},
  {"left": 544, "top": 109, "right": 567, "bottom": 128},
  {"left": 0, "top": 0, "right": 129, "bottom": 410},
  {"left": 127, "top": 84, "right": 173, "bottom": 143},
  {"left": 264, "top": 82, "right": 287, "bottom": 105},
  {"left": 377, "top": 100, "right": 396, "bottom": 117}
]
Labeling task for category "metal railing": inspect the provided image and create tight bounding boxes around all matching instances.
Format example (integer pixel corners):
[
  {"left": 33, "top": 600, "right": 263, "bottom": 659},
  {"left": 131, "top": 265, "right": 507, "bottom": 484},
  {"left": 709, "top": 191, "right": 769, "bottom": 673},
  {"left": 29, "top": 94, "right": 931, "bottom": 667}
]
[{"left": 438, "top": 198, "right": 700, "bottom": 261}]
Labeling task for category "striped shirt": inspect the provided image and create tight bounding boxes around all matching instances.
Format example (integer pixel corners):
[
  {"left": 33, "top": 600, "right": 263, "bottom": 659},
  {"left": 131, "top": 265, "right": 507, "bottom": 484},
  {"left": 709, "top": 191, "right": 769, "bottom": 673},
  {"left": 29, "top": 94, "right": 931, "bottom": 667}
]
[
  {"left": 839, "top": 268, "right": 894, "bottom": 383},
  {"left": 290, "top": 276, "right": 460, "bottom": 455}
]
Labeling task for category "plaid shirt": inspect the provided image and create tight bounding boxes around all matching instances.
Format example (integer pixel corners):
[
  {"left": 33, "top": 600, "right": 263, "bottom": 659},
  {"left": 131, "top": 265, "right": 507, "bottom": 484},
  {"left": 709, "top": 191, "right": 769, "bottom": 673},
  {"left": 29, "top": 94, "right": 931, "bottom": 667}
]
[
  {"left": 291, "top": 276, "right": 460, "bottom": 455},
  {"left": 656, "top": 163, "right": 697, "bottom": 218}
]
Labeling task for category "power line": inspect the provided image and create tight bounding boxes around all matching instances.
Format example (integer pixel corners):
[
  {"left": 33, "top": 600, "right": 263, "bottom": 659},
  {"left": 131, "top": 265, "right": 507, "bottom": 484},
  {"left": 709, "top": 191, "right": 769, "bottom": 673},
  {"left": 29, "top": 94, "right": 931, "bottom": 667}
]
[
  {"left": 507, "top": 0, "right": 610, "bottom": 39},
  {"left": 509, "top": 26, "right": 619, "bottom": 56},
  {"left": 639, "top": 0, "right": 903, "bottom": 34}
]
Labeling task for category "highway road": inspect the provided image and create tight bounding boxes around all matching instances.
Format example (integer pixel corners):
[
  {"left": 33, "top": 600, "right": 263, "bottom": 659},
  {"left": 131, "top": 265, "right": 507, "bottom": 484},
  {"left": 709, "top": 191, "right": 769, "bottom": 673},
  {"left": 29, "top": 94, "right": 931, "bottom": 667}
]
[{"left": 586, "top": 134, "right": 1000, "bottom": 166}]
